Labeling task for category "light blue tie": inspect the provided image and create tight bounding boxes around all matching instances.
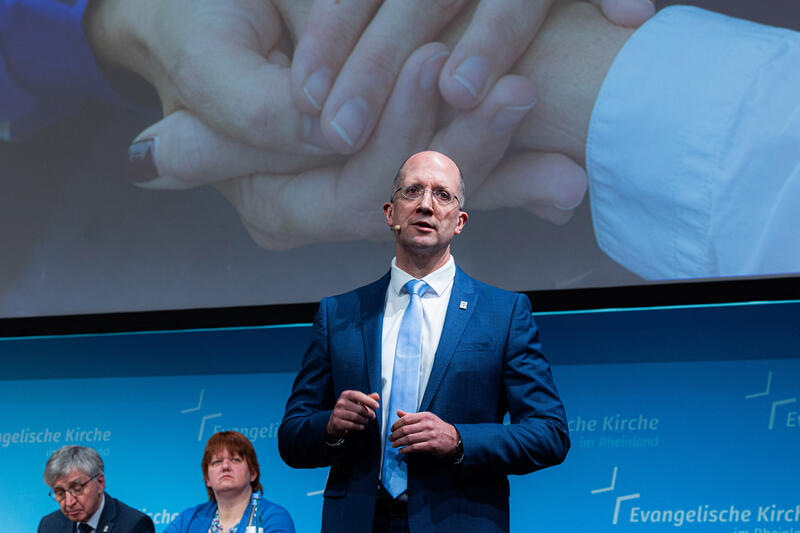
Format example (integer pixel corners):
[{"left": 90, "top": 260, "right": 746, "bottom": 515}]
[{"left": 382, "top": 279, "right": 430, "bottom": 498}]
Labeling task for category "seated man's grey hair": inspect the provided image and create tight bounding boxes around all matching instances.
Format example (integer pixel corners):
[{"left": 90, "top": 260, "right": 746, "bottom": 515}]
[{"left": 44, "top": 445, "right": 104, "bottom": 487}]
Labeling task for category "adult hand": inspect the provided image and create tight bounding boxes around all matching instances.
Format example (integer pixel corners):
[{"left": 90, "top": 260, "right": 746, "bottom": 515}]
[
  {"left": 326, "top": 391, "right": 380, "bottom": 440},
  {"left": 289, "top": 0, "right": 550, "bottom": 154},
  {"left": 289, "top": 0, "right": 655, "bottom": 154},
  {"left": 389, "top": 410, "right": 460, "bottom": 458},
  {"left": 86, "top": 0, "right": 330, "bottom": 160},
  {"left": 124, "top": 1, "right": 606, "bottom": 248},
  {"left": 219, "top": 50, "right": 585, "bottom": 249},
  {"left": 136, "top": 42, "right": 585, "bottom": 247}
]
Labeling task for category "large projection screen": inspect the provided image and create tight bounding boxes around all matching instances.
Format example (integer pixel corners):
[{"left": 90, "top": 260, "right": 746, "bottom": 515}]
[{"left": 1, "top": 0, "right": 799, "bottom": 318}]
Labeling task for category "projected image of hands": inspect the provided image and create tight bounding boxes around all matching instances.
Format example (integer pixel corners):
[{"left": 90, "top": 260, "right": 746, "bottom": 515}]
[
  {"left": 96, "top": 0, "right": 654, "bottom": 251},
  {"left": 5, "top": 0, "right": 791, "bottom": 318}
]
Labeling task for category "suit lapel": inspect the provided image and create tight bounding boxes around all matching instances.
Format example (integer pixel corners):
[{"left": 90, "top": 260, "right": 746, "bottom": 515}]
[
  {"left": 420, "top": 268, "right": 476, "bottom": 411},
  {"left": 59, "top": 514, "right": 74, "bottom": 533},
  {"left": 360, "top": 273, "right": 390, "bottom": 405},
  {"left": 96, "top": 494, "right": 116, "bottom": 533}
]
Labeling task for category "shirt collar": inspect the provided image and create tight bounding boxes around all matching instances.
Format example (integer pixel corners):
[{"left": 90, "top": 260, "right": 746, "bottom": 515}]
[{"left": 389, "top": 255, "right": 455, "bottom": 297}]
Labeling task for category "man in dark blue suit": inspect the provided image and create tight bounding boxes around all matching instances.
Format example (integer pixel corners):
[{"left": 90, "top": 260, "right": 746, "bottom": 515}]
[
  {"left": 38, "top": 446, "right": 154, "bottom": 533},
  {"left": 279, "top": 151, "right": 569, "bottom": 533}
]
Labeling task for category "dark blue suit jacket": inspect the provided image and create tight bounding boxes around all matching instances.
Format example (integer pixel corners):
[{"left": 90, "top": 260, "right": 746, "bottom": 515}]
[
  {"left": 37, "top": 494, "right": 154, "bottom": 533},
  {"left": 279, "top": 268, "right": 569, "bottom": 533}
]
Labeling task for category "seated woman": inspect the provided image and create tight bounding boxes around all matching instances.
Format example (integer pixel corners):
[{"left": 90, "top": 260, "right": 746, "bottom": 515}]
[{"left": 165, "top": 431, "right": 294, "bottom": 533}]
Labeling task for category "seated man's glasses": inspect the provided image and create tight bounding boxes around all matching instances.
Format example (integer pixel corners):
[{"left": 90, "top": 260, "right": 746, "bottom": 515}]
[
  {"left": 393, "top": 185, "right": 459, "bottom": 206},
  {"left": 49, "top": 474, "right": 98, "bottom": 502}
]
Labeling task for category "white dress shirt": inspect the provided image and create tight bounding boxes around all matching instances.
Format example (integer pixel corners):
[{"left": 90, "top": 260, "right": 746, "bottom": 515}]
[
  {"left": 379, "top": 256, "right": 455, "bottom": 449},
  {"left": 587, "top": 6, "right": 800, "bottom": 279}
]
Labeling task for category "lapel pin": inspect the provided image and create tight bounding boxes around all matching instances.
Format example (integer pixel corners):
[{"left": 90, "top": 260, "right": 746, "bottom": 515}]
[
  {"left": 459, "top": 301, "right": 468, "bottom": 310},
  {"left": 103, "top": 526, "right": 109, "bottom": 532}
]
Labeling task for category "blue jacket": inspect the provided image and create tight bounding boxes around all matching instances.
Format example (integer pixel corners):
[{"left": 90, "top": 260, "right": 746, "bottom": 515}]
[
  {"left": 279, "top": 268, "right": 569, "bottom": 533},
  {"left": 163, "top": 496, "right": 294, "bottom": 533}
]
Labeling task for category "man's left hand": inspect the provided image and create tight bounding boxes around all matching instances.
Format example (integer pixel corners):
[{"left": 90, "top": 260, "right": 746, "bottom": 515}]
[{"left": 389, "top": 410, "right": 460, "bottom": 457}]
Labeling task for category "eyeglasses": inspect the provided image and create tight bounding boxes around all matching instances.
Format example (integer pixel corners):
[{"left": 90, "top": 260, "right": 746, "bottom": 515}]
[
  {"left": 49, "top": 474, "right": 98, "bottom": 502},
  {"left": 392, "top": 185, "right": 459, "bottom": 206}
]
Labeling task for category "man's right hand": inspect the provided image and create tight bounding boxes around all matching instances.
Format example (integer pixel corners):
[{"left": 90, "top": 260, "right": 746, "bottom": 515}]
[{"left": 326, "top": 391, "right": 381, "bottom": 441}]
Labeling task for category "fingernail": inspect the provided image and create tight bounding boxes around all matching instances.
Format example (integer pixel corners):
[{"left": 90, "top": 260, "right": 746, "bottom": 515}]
[
  {"left": 491, "top": 100, "right": 536, "bottom": 133},
  {"left": 617, "top": 0, "right": 656, "bottom": 26},
  {"left": 125, "top": 138, "right": 158, "bottom": 183},
  {"left": 419, "top": 50, "right": 450, "bottom": 97},
  {"left": 554, "top": 194, "right": 585, "bottom": 211},
  {"left": 452, "top": 56, "right": 489, "bottom": 99},
  {"left": 631, "top": 0, "right": 656, "bottom": 16},
  {"left": 303, "top": 67, "right": 332, "bottom": 111},
  {"left": 330, "top": 97, "right": 368, "bottom": 148}
]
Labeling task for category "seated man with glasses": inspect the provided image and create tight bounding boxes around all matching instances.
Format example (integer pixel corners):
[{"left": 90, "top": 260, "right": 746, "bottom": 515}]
[{"left": 39, "top": 445, "right": 154, "bottom": 533}]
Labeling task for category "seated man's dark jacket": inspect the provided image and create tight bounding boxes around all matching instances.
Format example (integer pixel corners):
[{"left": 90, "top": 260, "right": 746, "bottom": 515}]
[{"left": 38, "top": 493, "right": 155, "bottom": 533}]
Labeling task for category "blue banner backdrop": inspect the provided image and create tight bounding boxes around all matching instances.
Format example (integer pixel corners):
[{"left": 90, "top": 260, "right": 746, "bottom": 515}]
[{"left": 2, "top": 301, "right": 799, "bottom": 532}]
